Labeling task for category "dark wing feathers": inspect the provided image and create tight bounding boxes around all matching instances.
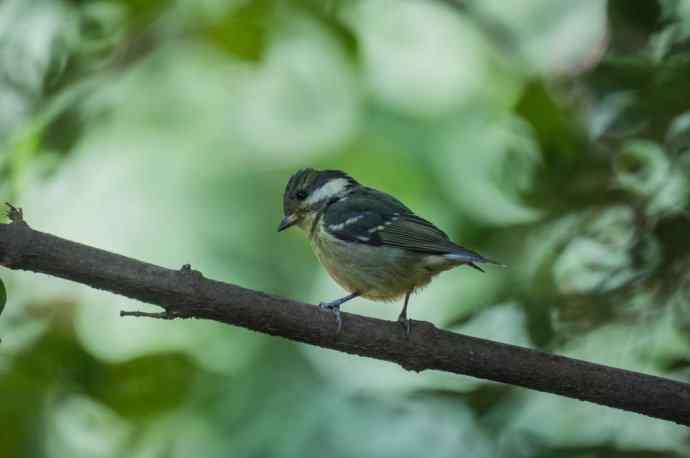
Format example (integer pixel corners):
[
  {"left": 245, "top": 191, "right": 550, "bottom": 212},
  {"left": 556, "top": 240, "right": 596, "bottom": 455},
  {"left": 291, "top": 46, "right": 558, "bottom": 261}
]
[
  {"left": 324, "top": 210, "right": 385, "bottom": 245},
  {"left": 323, "top": 188, "right": 489, "bottom": 263},
  {"left": 379, "top": 215, "right": 487, "bottom": 264},
  {"left": 377, "top": 214, "right": 455, "bottom": 253}
]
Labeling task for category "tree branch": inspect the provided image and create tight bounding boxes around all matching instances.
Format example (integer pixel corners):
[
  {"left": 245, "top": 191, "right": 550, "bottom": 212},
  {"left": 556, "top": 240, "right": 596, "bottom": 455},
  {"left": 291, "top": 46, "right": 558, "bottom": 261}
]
[{"left": 1, "top": 207, "right": 689, "bottom": 426}]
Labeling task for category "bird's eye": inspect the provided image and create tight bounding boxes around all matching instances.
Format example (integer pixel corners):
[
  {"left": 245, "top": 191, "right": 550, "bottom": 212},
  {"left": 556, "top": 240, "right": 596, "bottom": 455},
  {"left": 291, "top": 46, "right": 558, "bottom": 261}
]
[{"left": 296, "top": 190, "right": 308, "bottom": 201}]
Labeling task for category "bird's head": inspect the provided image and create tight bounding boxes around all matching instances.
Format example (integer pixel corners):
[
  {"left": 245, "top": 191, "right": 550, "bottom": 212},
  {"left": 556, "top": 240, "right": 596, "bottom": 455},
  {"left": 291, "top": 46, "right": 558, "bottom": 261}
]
[{"left": 278, "top": 168, "right": 357, "bottom": 232}]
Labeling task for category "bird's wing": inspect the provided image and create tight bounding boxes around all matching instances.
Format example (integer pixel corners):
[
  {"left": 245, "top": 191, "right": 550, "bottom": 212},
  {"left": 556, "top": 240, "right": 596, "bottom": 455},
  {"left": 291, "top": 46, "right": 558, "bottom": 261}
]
[
  {"left": 324, "top": 189, "right": 487, "bottom": 263},
  {"left": 376, "top": 214, "right": 457, "bottom": 253}
]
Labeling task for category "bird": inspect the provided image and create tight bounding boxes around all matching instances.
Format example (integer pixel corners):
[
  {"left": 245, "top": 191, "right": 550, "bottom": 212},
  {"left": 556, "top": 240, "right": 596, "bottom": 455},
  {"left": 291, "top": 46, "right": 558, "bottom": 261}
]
[{"left": 278, "top": 168, "right": 502, "bottom": 335}]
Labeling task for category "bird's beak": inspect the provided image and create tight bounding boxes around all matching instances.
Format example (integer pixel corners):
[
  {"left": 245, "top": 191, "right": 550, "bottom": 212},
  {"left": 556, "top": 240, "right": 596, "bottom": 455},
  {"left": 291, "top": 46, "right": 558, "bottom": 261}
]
[{"left": 277, "top": 213, "right": 299, "bottom": 232}]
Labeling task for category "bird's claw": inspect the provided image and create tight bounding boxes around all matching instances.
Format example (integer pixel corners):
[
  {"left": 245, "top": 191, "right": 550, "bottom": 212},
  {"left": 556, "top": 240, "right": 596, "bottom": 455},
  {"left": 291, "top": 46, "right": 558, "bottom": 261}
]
[
  {"left": 319, "top": 302, "right": 342, "bottom": 334},
  {"left": 398, "top": 316, "right": 411, "bottom": 338}
]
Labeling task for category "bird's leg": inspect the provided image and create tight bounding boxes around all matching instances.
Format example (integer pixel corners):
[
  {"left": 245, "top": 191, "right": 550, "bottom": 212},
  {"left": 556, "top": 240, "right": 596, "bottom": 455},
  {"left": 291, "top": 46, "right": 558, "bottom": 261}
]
[
  {"left": 319, "top": 292, "right": 360, "bottom": 334},
  {"left": 397, "top": 291, "right": 413, "bottom": 337}
]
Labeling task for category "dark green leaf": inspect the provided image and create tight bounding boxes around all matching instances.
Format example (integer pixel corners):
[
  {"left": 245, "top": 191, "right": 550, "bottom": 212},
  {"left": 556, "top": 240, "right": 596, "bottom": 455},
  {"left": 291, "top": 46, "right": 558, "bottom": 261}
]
[{"left": 0, "top": 277, "right": 5, "bottom": 318}]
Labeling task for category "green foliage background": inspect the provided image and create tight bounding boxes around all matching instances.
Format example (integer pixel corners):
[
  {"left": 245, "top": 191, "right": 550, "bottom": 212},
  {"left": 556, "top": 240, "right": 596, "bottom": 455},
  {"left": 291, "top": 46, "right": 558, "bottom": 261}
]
[{"left": 1, "top": 0, "right": 690, "bottom": 457}]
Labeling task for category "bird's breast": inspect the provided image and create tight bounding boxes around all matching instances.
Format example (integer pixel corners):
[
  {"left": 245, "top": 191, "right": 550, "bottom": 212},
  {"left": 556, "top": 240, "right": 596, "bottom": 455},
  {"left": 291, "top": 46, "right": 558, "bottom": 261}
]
[{"left": 309, "top": 222, "right": 442, "bottom": 300}]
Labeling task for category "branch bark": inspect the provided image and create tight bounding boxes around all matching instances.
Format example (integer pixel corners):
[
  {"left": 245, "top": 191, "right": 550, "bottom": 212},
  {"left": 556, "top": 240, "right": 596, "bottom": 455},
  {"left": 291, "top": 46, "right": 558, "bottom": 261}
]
[{"left": 1, "top": 208, "right": 689, "bottom": 426}]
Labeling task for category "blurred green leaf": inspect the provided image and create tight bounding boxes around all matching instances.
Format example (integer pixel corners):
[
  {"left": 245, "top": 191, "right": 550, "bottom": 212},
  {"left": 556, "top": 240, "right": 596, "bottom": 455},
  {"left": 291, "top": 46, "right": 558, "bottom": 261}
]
[
  {"left": 205, "top": 0, "right": 270, "bottom": 60},
  {"left": 434, "top": 115, "right": 543, "bottom": 226},
  {"left": 85, "top": 353, "right": 196, "bottom": 418},
  {"left": 667, "top": 111, "right": 690, "bottom": 153},
  {"left": 516, "top": 82, "right": 586, "bottom": 158},
  {"left": 0, "top": 277, "right": 5, "bottom": 318},
  {"left": 614, "top": 140, "right": 670, "bottom": 197}
]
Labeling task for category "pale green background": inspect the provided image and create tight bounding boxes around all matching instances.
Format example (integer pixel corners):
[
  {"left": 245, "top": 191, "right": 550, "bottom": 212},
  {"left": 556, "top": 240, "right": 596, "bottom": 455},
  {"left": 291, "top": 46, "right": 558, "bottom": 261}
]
[{"left": 1, "top": 1, "right": 690, "bottom": 457}]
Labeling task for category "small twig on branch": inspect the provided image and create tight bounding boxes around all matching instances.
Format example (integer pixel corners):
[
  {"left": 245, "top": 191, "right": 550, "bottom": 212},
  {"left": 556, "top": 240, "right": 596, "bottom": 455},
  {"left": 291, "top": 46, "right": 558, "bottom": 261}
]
[
  {"left": 1, "top": 205, "right": 690, "bottom": 426},
  {"left": 5, "top": 203, "right": 25, "bottom": 225},
  {"left": 120, "top": 310, "right": 178, "bottom": 319}
]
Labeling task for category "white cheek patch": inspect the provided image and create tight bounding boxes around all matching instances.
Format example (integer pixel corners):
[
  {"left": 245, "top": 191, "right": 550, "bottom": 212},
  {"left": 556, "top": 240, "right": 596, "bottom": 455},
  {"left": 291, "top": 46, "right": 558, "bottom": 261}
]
[{"left": 305, "top": 178, "right": 350, "bottom": 206}]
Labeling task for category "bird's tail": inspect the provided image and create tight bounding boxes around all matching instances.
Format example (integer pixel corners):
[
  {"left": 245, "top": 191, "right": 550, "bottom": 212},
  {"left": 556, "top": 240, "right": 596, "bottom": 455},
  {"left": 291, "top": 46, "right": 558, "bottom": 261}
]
[{"left": 444, "top": 248, "right": 506, "bottom": 273}]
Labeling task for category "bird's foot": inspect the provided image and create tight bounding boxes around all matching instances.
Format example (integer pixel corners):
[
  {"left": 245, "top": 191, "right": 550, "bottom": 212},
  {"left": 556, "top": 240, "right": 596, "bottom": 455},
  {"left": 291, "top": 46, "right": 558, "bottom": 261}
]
[
  {"left": 319, "top": 301, "right": 342, "bottom": 334},
  {"left": 397, "top": 315, "right": 411, "bottom": 338}
]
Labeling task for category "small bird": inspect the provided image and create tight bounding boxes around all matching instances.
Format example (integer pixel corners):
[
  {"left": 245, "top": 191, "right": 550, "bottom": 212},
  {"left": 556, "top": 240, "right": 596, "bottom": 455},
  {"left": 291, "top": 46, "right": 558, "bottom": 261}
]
[{"left": 278, "top": 168, "right": 501, "bottom": 334}]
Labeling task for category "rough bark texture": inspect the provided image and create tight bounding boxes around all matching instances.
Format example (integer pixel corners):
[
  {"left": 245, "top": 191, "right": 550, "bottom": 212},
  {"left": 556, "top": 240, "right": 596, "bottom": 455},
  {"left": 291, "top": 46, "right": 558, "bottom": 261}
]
[{"left": 1, "top": 207, "right": 689, "bottom": 426}]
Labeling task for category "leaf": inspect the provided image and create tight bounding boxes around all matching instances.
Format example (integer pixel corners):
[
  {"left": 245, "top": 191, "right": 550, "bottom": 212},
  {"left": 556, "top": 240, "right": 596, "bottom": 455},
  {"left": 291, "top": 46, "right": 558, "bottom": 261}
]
[{"left": 0, "top": 277, "right": 6, "bottom": 318}]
